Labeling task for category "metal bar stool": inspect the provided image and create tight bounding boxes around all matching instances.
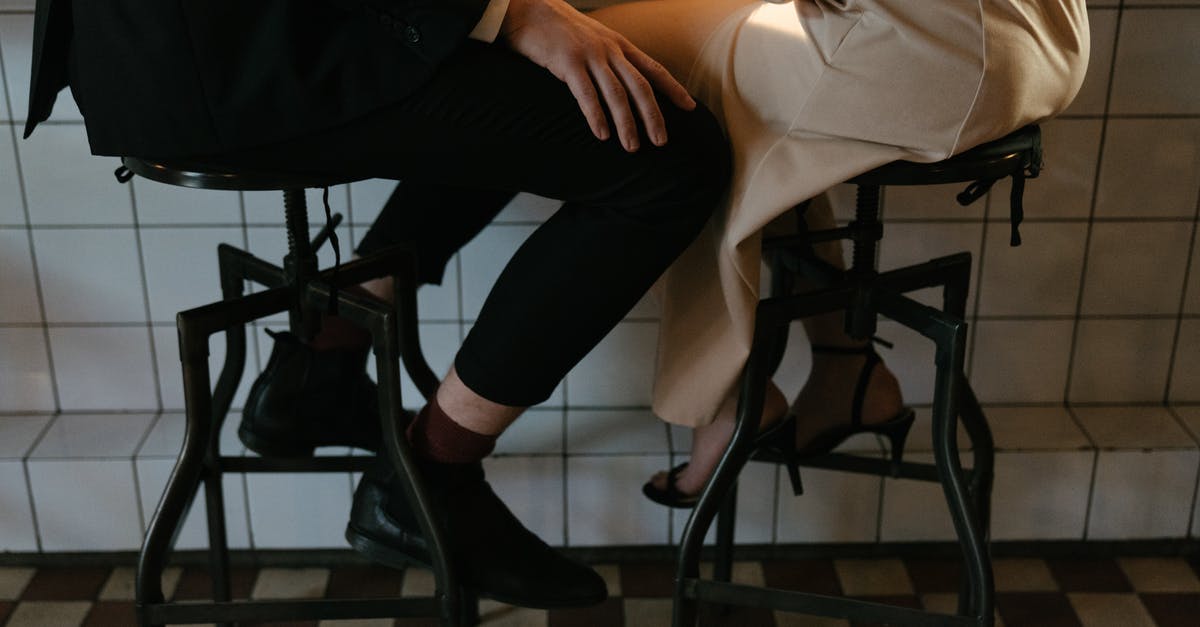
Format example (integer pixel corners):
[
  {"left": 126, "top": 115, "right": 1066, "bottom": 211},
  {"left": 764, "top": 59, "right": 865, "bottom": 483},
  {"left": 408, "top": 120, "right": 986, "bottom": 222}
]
[
  {"left": 673, "top": 126, "right": 1043, "bottom": 627},
  {"left": 117, "top": 159, "right": 474, "bottom": 626}
]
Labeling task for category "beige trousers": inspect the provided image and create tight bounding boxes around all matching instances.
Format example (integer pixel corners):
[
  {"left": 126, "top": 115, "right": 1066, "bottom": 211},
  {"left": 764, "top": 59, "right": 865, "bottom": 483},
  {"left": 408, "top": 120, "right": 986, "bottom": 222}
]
[{"left": 600, "top": 0, "right": 1091, "bottom": 426}]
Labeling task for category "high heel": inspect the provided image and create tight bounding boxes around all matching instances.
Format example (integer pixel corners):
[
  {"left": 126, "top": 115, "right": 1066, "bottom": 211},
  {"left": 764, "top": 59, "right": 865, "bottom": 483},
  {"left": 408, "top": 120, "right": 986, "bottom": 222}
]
[
  {"left": 643, "top": 343, "right": 913, "bottom": 507},
  {"left": 641, "top": 415, "right": 797, "bottom": 509},
  {"left": 760, "top": 343, "right": 915, "bottom": 495}
]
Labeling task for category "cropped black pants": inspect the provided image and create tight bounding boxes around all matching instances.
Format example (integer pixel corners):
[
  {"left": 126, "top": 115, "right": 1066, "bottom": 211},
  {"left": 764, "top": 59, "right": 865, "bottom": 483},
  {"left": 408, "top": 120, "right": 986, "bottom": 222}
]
[{"left": 217, "top": 41, "right": 731, "bottom": 407}]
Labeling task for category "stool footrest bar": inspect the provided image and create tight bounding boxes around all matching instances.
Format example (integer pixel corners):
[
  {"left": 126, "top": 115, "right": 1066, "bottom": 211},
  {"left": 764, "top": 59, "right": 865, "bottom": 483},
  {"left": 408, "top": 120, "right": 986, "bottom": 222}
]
[
  {"left": 141, "top": 596, "right": 440, "bottom": 624},
  {"left": 219, "top": 456, "right": 376, "bottom": 473},
  {"left": 684, "top": 579, "right": 980, "bottom": 627},
  {"left": 752, "top": 450, "right": 968, "bottom": 483}
]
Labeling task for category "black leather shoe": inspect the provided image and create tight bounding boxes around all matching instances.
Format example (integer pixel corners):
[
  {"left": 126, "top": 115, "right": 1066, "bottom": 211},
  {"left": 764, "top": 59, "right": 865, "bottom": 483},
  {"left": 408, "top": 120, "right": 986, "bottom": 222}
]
[
  {"left": 346, "top": 457, "right": 607, "bottom": 609},
  {"left": 239, "top": 329, "right": 382, "bottom": 457}
]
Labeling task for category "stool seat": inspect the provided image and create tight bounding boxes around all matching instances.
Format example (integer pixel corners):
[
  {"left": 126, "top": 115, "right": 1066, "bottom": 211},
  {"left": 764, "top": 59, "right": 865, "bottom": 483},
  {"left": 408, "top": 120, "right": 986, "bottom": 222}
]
[
  {"left": 849, "top": 125, "right": 1041, "bottom": 187},
  {"left": 121, "top": 156, "right": 355, "bottom": 191}
]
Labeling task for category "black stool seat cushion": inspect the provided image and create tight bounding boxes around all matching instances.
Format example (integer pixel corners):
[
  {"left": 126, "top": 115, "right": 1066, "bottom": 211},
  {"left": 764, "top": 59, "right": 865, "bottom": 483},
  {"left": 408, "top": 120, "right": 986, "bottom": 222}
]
[
  {"left": 850, "top": 125, "right": 1041, "bottom": 187},
  {"left": 121, "top": 156, "right": 357, "bottom": 192}
]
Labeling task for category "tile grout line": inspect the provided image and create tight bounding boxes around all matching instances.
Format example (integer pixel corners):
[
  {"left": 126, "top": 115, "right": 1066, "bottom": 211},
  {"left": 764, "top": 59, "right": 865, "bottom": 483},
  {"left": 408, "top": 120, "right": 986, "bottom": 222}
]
[
  {"left": 965, "top": 191, "right": 994, "bottom": 382},
  {"left": 127, "top": 180, "right": 165, "bottom": 413},
  {"left": 19, "top": 416, "right": 57, "bottom": 553},
  {"left": 1166, "top": 407, "right": 1200, "bottom": 537},
  {"left": 0, "top": 35, "right": 62, "bottom": 414},
  {"left": 128, "top": 412, "right": 165, "bottom": 537},
  {"left": 1161, "top": 181, "right": 1200, "bottom": 403},
  {"left": 1066, "top": 405, "right": 1102, "bottom": 542},
  {"left": 1062, "top": 0, "right": 1127, "bottom": 405}
]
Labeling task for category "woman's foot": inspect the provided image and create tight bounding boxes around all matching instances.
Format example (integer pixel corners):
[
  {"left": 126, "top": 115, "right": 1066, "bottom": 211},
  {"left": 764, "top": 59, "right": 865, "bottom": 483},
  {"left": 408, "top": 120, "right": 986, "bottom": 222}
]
[
  {"left": 791, "top": 341, "right": 905, "bottom": 451},
  {"left": 647, "top": 383, "right": 789, "bottom": 499},
  {"left": 644, "top": 342, "right": 905, "bottom": 503}
]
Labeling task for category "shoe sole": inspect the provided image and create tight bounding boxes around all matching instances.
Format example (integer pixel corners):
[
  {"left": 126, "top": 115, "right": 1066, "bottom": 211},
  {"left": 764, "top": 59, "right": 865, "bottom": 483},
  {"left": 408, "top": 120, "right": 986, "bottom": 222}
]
[
  {"left": 238, "top": 425, "right": 316, "bottom": 458},
  {"left": 344, "top": 524, "right": 607, "bottom": 609}
]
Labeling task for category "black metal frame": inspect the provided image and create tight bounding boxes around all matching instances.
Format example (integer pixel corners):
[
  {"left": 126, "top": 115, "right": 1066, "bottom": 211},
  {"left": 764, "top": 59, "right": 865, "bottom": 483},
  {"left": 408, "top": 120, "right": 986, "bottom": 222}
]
[
  {"left": 667, "top": 125, "right": 1048, "bottom": 626},
  {"left": 124, "top": 159, "right": 475, "bottom": 626}
]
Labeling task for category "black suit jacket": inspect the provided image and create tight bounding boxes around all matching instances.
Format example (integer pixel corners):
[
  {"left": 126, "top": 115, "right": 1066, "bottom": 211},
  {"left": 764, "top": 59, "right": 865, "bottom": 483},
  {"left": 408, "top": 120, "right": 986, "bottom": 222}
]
[{"left": 24, "top": 0, "right": 488, "bottom": 157}]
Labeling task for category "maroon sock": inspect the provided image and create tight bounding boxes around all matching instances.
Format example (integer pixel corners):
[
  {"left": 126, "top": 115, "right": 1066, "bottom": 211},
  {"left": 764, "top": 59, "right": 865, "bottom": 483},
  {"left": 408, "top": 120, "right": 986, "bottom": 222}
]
[{"left": 406, "top": 394, "right": 497, "bottom": 464}]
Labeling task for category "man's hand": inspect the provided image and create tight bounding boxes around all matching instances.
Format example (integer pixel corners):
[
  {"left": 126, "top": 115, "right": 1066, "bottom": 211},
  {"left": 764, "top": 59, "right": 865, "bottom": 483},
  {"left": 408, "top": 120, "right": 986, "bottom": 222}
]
[{"left": 499, "top": 0, "right": 697, "bottom": 152}]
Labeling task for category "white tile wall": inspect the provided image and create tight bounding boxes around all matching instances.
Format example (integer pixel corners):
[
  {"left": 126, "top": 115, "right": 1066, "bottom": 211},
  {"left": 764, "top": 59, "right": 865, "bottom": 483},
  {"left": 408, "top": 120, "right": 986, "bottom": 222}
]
[
  {"left": 0, "top": 416, "right": 49, "bottom": 551},
  {"left": 245, "top": 470, "right": 353, "bottom": 549},
  {"left": 969, "top": 320, "right": 1075, "bottom": 403},
  {"left": 0, "top": 328, "right": 55, "bottom": 411},
  {"left": 32, "top": 227, "right": 146, "bottom": 323},
  {"left": 1170, "top": 320, "right": 1200, "bottom": 403},
  {"left": 1069, "top": 319, "right": 1177, "bottom": 403},
  {"left": 1094, "top": 119, "right": 1200, "bottom": 218},
  {"left": 1074, "top": 407, "right": 1200, "bottom": 539},
  {"left": 566, "top": 455, "right": 670, "bottom": 546},
  {"left": 46, "top": 326, "right": 157, "bottom": 411},
  {"left": 26, "top": 414, "right": 155, "bottom": 550},
  {"left": 0, "top": 228, "right": 41, "bottom": 323},
  {"left": 777, "top": 436, "right": 884, "bottom": 544},
  {"left": 0, "top": 132, "right": 24, "bottom": 224},
  {"left": 1108, "top": 8, "right": 1200, "bottom": 115},
  {"left": 1, "top": 4, "right": 1199, "bottom": 552}
]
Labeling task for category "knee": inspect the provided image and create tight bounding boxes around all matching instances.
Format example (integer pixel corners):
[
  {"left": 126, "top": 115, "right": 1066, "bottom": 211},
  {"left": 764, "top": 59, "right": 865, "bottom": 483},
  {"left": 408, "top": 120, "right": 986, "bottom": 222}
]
[
  {"left": 665, "top": 101, "right": 731, "bottom": 202},
  {"left": 634, "top": 101, "right": 732, "bottom": 234}
]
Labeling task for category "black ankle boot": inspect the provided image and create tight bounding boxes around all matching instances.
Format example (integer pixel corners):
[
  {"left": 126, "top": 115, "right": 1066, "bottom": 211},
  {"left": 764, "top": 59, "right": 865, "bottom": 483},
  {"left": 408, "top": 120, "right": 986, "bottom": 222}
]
[
  {"left": 346, "top": 456, "right": 607, "bottom": 609},
  {"left": 239, "top": 329, "right": 382, "bottom": 456}
]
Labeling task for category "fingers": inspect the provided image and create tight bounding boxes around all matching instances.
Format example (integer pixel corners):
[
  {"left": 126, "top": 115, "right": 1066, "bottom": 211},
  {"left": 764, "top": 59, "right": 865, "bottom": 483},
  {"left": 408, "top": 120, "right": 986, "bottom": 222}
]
[
  {"left": 611, "top": 55, "right": 668, "bottom": 147},
  {"left": 589, "top": 60, "right": 640, "bottom": 152},
  {"left": 563, "top": 68, "right": 610, "bottom": 141},
  {"left": 623, "top": 42, "right": 697, "bottom": 113}
]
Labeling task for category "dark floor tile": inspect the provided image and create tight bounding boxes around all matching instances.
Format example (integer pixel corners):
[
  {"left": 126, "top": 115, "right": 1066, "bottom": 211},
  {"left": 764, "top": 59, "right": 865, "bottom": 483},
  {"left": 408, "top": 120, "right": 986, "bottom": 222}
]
[
  {"left": 21, "top": 567, "right": 111, "bottom": 601},
  {"left": 761, "top": 559, "right": 842, "bottom": 596},
  {"left": 996, "top": 592, "right": 1082, "bottom": 627},
  {"left": 1188, "top": 555, "right": 1200, "bottom": 581},
  {"left": 324, "top": 565, "right": 406, "bottom": 599},
  {"left": 171, "top": 566, "right": 257, "bottom": 601},
  {"left": 620, "top": 562, "right": 676, "bottom": 598},
  {"left": 850, "top": 595, "right": 922, "bottom": 627},
  {"left": 0, "top": 601, "right": 12, "bottom": 625},
  {"left": 1139, "top": 592, "right": 1200, "bottom": 627},
  {"left": 83, "top": 601, "right": 136, "bottom": 627},
  {"left": 1046, "top": 559, "right": 1132, "bottom": 593},
  {"left": 903, "top": 559, "right": 962, "bottom": 594},
  {"left": 242, "top": 622, "right": 317, "bottom": 627},
  {"left": 394, "top": 616, "right": 441, "bottom": 626},
  {"left": 698, "top": 602, "right": 776, "bottom": 626},
  {"left": 549, "top": 597, "right": 625, "bottom": 627}
]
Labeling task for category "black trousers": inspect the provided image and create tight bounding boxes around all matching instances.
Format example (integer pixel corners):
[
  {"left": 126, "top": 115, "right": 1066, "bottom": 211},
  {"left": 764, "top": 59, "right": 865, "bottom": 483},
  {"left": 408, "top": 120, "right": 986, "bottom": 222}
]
[{"left": 217, "top": 42, "right": 731, "bottom": 407}]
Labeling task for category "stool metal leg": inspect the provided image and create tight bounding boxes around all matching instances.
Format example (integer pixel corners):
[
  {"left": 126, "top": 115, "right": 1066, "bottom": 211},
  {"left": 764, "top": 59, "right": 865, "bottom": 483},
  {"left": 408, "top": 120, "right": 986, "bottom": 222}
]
[
  {"left": 713, "top": 485, "right": 738, "bottom": 585},
  {"left": 877, "top": 291, "right": 993, "bottom": 627},
  {"left": 674, "top": 302, "right": 792, "bottom": 627},
  {"left": 137, "top": 288, "right": 292, "bottom": 627},
  {"left": 198, "top": 245, "right": 256, "bottom": 618},
  {"left": 310, "top": 277, "right": 468, "bottom": 626}
]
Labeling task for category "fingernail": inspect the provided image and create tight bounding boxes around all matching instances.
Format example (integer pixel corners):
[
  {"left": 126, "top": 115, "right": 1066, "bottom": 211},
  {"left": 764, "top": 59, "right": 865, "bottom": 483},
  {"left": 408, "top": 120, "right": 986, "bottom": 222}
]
[
  {"left": 626, "top": 139, "right": 640, "bottom": 152},
  {"left": 654, "top": 132, "right": 668, "bottom": 146},
  {"left": 598, "top": 128, "right": 610, "bottom": 141}
]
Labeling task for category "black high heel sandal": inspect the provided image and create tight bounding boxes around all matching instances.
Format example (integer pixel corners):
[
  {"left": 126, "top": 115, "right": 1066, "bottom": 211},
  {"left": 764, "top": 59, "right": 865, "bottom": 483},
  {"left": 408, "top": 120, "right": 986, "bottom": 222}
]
[
  {"left": 644, "top": 342, "right": 916, "bottom": 506},
  {"left": 641, "top": 415, "right": 797, "bottom": 509},
  {"left": 763, "top": 343, "right": 916, "bottom": 496}
]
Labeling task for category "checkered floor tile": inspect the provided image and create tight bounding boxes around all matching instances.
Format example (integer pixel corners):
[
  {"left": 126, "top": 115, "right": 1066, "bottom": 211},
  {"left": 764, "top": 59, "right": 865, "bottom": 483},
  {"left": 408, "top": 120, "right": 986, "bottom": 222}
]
[{"left": 2, "top": 556, "right": 1198, "bottom": 626}]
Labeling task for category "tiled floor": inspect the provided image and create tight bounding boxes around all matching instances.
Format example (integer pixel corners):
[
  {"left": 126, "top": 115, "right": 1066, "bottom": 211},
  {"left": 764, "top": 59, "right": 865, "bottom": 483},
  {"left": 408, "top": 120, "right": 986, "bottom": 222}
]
[{"left": 2, "top": 556, "right": 1199, "bottom": 626}]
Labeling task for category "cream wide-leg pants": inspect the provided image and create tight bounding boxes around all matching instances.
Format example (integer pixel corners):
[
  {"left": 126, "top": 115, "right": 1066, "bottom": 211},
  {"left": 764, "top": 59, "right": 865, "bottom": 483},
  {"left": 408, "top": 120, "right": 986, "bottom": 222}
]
[{"left": 650, "top": 0, "right": 1090, "bottom": 426}]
